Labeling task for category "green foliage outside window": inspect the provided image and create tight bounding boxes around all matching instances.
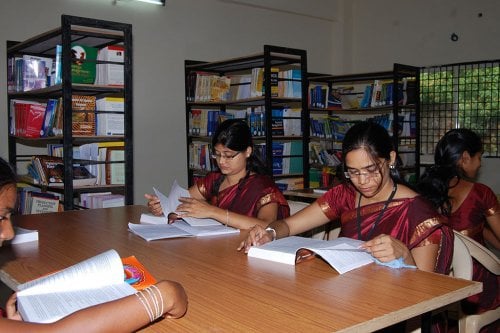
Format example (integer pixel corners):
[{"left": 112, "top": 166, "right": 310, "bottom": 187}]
[{"left": 420, "top": 62, "right": 499, "bottom": 157}]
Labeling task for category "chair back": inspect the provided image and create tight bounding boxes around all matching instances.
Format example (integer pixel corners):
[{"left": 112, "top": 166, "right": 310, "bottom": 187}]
[
  {"left": 453, "top": 231, "right": 500, "bottom": 275},
  {"left": 450, "top": 231, "right": 473, "bottom": 279}
]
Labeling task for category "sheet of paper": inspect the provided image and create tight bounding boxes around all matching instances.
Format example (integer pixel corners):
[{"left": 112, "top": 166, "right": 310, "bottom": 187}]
[{"left": 154, "top": 182, "right": 221, "bottom": 227}]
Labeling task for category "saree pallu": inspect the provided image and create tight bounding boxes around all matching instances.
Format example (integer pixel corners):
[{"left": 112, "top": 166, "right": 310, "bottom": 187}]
[
  {"left": 197, "top": 172, "right": 290, "bottom": 219},
  {"left": 317, "top": 183, "right": 453, "bottom": 274}
]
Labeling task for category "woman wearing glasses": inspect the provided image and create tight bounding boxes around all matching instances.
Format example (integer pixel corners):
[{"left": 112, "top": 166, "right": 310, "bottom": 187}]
[
  {"left": 145, "top": 119, "right": 289, "bottom": 229},
  {"left": 239, "top": 121, "right": 453, "bottom": 274}
]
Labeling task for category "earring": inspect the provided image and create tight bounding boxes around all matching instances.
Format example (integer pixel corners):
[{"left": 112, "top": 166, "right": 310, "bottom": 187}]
[{"left": 389, "top": 164, "right": 395, "bottom": 170}]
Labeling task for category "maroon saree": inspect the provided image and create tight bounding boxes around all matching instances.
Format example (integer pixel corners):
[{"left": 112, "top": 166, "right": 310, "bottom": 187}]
[
  {"left": 317, "top": 183, "right": 453, "bottom": 274},
  {"left": 449, "top": 182, "right": 499, "bottom": 314},
  {"left": 196, "top": 172, "right": 290, "bottom": 219}
]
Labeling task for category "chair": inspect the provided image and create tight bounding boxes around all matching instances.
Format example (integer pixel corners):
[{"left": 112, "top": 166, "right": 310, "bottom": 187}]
[
  {"left": 408, "top": 230, "right": 499, "bottom": 333},
  {"left": 451, "top": 231, "right": 500, "bottom": 333}
]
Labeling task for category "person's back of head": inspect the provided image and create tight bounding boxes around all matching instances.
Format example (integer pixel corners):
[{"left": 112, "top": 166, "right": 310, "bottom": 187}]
[{"left": 418, "top": 128, "right": 482, "bottom": 215}]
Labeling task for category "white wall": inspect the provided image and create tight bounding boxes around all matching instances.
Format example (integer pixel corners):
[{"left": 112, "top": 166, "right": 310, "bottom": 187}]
[
  {"left": 0, "top": 0, "right": 340, "bottom": 203},
  {"left": 1, "top": 0, "right": 498, "bottom": 200},
  {"left": 344, "top": 0, "right": 500, "bottom": 192}
]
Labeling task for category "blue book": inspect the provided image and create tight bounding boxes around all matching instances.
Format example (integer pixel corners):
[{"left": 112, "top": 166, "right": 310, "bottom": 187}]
[{"left": 40, "top": 99, "right": 58, "bottom": 137}]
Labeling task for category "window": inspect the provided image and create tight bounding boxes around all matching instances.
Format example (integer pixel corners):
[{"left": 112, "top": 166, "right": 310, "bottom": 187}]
[{"left": 420, "top": 60, "right": 499, "bottom": 158}]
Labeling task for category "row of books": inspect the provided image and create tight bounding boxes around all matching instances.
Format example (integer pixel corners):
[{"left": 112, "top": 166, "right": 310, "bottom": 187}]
[
  {"left": 309, "top": 142, "right": 342, "bottom": 167},
  {"left": 185, "top": 67, "right": 302, "bottom": 102},
  {"left": 310, "top": 115, "right": 353, "bottom": 140},
  {"left": 28, "top": 155, "right": 98, "bottom": 188},
  {"left": 48, "top": 141, "right": 126, "bottom": 186},
  {"left": 309, "top": 111, "right": 416, "bottom": 141},
  {"left": 189, "top": 107, "right": 302, "bottom": 138},
  {"left": 189, "top": 139, "right": 304, "bottom": 177},
  {"left": 9, "top": 96, "right": 124, "bottom": 138},
  {"left": 17, "top": 185, "right": 62, "bottom": 215},
  {"left": 269, "top": 142, "right": 303, "bottom": 176},
  {"left": 189, "top": 141, "right": 214, "bottom": 171},
  {"left": 7, "top": 44, "right": 124, "bottom": 92},
  {"left": 309, "top": 78, "right": 417, "bottom": 110}
]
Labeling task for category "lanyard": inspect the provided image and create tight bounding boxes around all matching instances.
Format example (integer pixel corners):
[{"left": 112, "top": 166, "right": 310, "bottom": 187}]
[{"left": 356, "top": 182, "right": 397, "bottom": 241}]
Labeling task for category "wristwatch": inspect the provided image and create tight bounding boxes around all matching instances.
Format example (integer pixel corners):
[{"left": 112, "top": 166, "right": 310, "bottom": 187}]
[{"left": 265, "top": 227, "right": 277, "bottom": 241}]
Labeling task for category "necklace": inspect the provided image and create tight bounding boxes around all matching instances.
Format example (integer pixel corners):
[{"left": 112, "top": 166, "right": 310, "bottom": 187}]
[{"left": 356, "top": 181, "right": 397, "bottom": 241}]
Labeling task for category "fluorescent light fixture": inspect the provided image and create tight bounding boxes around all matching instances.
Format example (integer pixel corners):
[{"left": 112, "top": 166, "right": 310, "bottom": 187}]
[{"left": 135, "top": 0, "right": 165, "bottom": 5}]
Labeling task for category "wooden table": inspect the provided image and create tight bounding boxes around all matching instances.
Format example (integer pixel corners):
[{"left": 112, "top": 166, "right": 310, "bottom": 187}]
[{"left": 1, "top": 206, "right": 482, "bottom": 332}]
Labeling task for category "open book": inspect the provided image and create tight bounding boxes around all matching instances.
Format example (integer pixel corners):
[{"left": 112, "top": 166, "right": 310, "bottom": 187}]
[
  {"left": 247, "top": 236, "right": 374, "bottom": 274},
  {"left": 16, "top": 249, "right": 149, "bottom": 323},
  {"left": 141, "top": 181, "right": 221, "bottom": 227},
  {"left": 128, "top": 220, "right": 239, "bottom": 241}
]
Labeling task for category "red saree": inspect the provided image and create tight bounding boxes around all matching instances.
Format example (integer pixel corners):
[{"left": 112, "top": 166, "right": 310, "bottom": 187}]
[
  {"left": 196, "top": 172, "right": 290, "bottom": 219},
  {"left": 317, "top": 183, "right": 453, "bottom": 274},
  {"left": 449, "top": 182, "right": 499, "bottom": 314}
]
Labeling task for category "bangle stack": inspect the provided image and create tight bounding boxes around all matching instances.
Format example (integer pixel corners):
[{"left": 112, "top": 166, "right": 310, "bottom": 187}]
[{"left": 135, "top": 285, "right": 164, "bottom": 323}]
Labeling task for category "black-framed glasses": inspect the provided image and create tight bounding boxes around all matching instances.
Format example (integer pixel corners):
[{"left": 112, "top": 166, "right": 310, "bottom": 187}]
[{"left": 211, "top": 151, "right": 241, "bottom": 161}]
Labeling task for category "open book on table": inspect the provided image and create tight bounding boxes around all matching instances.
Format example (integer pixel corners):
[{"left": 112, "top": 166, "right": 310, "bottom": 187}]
[
  {"left": 140, "top": 181, "right": 222, "bottom": 227},
  {"left": 247, "top": 236, "right": 375, "bottom": 274},
  {"left": 16, "top": 249, "right": 154, "bottom": 323},
  {"left": 128, "top": 220, "right": 239, "bottom": 241}
]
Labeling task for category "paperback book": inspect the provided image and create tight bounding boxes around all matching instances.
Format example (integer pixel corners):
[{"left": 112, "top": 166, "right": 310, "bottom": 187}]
[
  {"left": 16, "top": 249, "right": 153, "bottom": 323},
  {"left": 247, "top": 236, "right": 374, "bottom": 274}
]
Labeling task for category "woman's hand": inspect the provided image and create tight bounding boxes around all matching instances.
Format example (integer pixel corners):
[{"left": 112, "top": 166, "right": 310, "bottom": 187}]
[
  {"left": 5, "top": 293, "right": 22, "bottom": 321},
  {"left": 176, "top": 197, "right": 214, "bottom": 219},
  {"left": 144, "top": 194, "right": 163, "bottom": 216},
  {"left": 156, "top": 280, "right": 188, "bottom": 319},
  {"left": 237, "top": 225, "right": 273, "bottom": 253},
  {"left": 361, "top": 234, "right": 414, "bottom": 265}
]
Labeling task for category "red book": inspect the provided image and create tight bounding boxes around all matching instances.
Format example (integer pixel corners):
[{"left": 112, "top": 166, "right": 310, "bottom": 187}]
[{"left": 24, "top": 103, "right": 47, "bottom": 138}]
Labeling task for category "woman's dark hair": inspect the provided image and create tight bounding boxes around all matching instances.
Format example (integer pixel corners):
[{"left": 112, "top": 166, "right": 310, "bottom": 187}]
[
  {"left": 212, "top": 119, "right": 269, "bottom": 175},
  {"left": 417, "top": 128, "right": 482, "bottom": 215},
  {"left": 0, "top": 157, "right": 17, "bottom": 193},
  {"left": 342, "top": 121, "right": 404, "bottom": 184}
]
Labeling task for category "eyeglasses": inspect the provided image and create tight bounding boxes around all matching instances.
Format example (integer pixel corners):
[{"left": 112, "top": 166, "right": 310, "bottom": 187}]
[
  {"left": 211, "top": 151, "right": 241, "bottom": 161},
  {"left": 344, "top": 161, "right": 386, "bottom": 179}
]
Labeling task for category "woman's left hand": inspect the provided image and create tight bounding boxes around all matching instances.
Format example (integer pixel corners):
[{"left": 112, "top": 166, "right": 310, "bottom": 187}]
[
  {"left": 361, "top": 234, "right": 411, "bottom": 263},
  {"left": 176, "top": 197, "right": 214, "bottom": 219},
  {"left": 6, "top": 293, "right": 22, "bottom": 321}
]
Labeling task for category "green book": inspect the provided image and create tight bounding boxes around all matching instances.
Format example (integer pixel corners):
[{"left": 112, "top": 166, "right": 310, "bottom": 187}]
[{"left": 71, "top": 44, "right": 98, "bottom": 84}]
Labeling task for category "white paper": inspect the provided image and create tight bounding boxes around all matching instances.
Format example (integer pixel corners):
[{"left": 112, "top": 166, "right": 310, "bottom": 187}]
[
  {"left": 140, "top": 213, "right": 167, "bottom": 225},
  {"left": 153, "top": 182, "right": 221, "bottom": 227},
  {"left": 128, "top": 222, "right": 193, "bottom": 241},
  {"left": 16, "top": 249, "right": 136, "bottom": 323}
]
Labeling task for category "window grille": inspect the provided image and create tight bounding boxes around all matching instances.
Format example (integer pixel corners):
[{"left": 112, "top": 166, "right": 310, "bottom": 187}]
[{"left": 420, "top": 60, "right": 499, "bottom": 158}]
